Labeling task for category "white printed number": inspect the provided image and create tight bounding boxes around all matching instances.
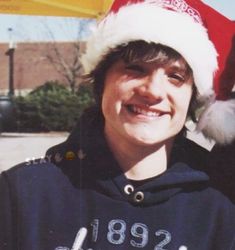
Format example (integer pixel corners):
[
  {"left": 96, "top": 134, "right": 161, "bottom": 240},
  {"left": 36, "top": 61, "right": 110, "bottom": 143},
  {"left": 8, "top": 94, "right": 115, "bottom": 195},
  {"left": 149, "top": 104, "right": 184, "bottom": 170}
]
[
  {"left": 155, "top": 230, "right": 171, "bottom": 250},
  {"left": 91, "top": 219, "right": 171, "bottom": 248},
  {"left": 130, "top": 223, "right": 149, "bottom": 248},
  {"left": 107, "top": 219, "right": 126, "bottom": 244}
]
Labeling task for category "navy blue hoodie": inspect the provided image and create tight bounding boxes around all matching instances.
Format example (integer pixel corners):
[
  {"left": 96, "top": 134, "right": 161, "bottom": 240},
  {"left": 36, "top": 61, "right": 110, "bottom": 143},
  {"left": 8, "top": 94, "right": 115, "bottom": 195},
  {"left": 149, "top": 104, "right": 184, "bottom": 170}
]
[{"left": 1, "top": 109, "right": 235, "bottom": 250}]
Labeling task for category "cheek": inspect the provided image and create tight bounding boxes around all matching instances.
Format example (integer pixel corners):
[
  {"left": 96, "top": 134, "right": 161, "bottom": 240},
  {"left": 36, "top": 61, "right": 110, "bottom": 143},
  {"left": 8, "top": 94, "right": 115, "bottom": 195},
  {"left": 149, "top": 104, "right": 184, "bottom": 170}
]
[
  {"left": 174, "top": 87, "right": 193, "bottom": 117},
  {"left": 102, "top": 82, "right": 133, "bottom": 109},
  {"left": 101, "top": 87, "right": 114, "bottom": 118},
  {"left": 101, "top": 84, "right": 123, "bottom": 118}
]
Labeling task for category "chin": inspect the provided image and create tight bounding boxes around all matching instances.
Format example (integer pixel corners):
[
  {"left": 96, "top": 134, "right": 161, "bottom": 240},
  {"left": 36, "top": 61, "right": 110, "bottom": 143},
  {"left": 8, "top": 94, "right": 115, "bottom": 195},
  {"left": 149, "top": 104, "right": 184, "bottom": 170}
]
[{"left": 125, "top": 130, "right": 169, "bottom": 146}]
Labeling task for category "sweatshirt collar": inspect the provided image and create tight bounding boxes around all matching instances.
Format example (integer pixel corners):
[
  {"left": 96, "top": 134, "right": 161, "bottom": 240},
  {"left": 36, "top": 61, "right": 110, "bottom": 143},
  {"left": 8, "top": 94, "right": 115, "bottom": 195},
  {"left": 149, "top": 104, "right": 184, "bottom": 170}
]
[{"left": 47, "top": 110, "right": 209, "bottom": 206}]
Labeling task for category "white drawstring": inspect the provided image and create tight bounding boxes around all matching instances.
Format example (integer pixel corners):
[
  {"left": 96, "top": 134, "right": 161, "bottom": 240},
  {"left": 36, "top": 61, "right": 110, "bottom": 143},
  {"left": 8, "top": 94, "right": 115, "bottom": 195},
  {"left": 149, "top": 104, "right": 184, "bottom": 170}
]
[{"left": 71, "top": 227, "right": 88, "bottom": 250}]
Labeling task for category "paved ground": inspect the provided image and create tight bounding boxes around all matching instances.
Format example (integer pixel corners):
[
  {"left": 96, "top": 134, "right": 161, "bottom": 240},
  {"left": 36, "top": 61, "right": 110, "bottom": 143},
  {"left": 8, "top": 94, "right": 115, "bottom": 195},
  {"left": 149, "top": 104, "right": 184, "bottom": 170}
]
[
  {"left": 0, "top": 125, "right": 214, "bottom": 173},
  {"left": 0, "top": 132, "right": 68, "bottom": 172}
]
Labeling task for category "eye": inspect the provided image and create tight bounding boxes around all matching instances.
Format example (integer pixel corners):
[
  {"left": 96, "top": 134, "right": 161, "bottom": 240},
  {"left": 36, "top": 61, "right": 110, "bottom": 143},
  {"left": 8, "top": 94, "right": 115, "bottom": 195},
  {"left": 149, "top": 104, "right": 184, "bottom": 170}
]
[
  {"left": 125, "top": 64, "right": 145, "bottom": 76},
  {"left": 168, "top": 72, "right": 185, "bottom": 86}
]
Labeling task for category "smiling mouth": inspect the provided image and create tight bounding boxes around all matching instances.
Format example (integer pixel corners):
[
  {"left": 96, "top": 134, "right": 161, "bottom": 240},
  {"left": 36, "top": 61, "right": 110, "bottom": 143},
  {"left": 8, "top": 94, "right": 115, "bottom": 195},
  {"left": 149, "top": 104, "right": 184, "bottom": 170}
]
[{"left": 125, "top": 104, "right": 170, "bottom": 118}]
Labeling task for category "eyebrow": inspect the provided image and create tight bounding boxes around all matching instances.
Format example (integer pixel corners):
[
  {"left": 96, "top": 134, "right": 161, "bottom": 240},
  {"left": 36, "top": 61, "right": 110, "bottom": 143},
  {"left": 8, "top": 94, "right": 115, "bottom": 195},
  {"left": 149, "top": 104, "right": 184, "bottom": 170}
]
[
  {"left": 167, "top": 62, "right": 191, "bottom": 75},
  {"left": 125, "top": 59, "right": 192, "bottom": 76}
]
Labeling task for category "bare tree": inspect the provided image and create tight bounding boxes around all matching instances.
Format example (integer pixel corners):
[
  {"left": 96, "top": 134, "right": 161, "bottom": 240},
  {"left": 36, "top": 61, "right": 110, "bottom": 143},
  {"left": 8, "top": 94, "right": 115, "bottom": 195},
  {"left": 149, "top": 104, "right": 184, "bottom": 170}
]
[
  {"left": 44, "top": 41, "right": 82, "bottom": 92},
  {"left": 41, "top": 18, "right": 94, "bottom": 92}
]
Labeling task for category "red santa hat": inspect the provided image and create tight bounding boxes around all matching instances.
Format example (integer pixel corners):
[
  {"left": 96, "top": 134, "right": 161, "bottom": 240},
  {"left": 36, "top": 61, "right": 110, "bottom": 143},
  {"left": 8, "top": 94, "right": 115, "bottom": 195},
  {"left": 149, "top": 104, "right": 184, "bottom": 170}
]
[{"left": 81, "top": 0, "right": 235, "bottom": 145}]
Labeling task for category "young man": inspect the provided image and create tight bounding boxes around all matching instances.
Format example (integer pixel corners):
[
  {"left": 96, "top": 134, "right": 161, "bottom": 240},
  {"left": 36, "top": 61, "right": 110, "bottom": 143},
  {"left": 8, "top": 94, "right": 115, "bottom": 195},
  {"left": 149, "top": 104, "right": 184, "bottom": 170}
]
[{"left": 1, "top": 0, "right": 235, "bottom": 249}]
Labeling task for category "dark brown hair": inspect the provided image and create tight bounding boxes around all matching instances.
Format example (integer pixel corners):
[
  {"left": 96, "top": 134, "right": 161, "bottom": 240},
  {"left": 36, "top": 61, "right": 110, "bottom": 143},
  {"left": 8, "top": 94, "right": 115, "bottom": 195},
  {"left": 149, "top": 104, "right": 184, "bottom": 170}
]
[{"left": 86, "top": 40, "right": 198, "bottom": 121}]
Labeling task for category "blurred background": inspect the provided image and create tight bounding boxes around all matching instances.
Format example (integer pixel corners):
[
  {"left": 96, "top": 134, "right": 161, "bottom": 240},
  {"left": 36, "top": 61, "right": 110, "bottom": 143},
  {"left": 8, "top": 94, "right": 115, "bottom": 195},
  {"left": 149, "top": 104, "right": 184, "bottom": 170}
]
[{"left": 0, "top": 0, "right": 234, "bottom": 171}]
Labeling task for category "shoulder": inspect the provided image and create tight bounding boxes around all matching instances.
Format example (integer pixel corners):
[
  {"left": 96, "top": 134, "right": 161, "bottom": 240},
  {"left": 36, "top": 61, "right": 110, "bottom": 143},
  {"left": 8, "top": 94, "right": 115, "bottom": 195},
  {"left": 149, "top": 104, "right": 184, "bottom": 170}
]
[
  {"left": 171, "top": 136, "right": 209, "bottom": 169},
  {"left": 207, "top": 142, "right": 235, "bottom": 203},
  {"left": 209, "top": 142, "right": 235, "bottom": 167},
  {"left": 1, "top": 161, "right": 67, "bottom": 187},
  {"left": 175, "top": 137, "right": 235, "bottom": 204},
  {"left": 0, "top": 160, "right": 86, "bottom": 216}
]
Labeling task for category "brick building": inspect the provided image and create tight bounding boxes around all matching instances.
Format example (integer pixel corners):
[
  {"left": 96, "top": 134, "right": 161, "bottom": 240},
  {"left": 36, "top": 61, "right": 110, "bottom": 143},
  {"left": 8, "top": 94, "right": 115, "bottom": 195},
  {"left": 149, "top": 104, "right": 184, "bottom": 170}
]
[{"left": 0, "top": 41, "right": 85, "bottom": 96}]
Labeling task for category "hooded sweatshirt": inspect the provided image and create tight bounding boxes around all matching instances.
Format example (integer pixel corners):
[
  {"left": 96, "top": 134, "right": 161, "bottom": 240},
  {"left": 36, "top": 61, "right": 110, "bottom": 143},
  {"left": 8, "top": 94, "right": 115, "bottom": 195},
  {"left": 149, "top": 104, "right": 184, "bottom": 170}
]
[{"left": 1, "top": 108, "right": 235, "bottom": 250}]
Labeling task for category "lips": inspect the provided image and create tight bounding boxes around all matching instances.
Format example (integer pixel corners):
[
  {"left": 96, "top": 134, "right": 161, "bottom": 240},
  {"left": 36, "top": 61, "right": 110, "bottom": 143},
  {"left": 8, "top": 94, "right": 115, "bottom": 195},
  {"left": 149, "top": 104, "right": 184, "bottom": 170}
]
[{"left": 125, "top": 104, "right": 170, "bottom": 118}]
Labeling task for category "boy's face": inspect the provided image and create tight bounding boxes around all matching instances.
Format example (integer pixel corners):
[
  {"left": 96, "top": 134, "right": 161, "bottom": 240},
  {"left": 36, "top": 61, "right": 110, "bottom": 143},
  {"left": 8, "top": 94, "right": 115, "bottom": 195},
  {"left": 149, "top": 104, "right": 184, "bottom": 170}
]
[{"left": 102, "top": 58, "right": 193, "bottom": 146}]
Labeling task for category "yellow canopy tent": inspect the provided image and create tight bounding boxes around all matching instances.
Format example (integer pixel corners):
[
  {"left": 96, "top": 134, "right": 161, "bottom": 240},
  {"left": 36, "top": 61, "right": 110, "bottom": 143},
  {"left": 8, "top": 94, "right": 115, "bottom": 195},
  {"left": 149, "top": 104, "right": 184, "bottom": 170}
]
[{"left": 0, "top": 0, "right": 114, "bottom": 18}]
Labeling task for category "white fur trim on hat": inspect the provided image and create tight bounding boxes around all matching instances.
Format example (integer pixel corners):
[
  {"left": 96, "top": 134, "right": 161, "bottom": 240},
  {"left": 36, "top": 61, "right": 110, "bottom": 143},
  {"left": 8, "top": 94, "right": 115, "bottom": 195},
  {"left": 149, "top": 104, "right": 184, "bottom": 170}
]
[
  {"left": 197, "top": 98, "right": 235, "bottom": 145},
  {"left": 81, "top": 2, "right": 218, "bottom": 96}
]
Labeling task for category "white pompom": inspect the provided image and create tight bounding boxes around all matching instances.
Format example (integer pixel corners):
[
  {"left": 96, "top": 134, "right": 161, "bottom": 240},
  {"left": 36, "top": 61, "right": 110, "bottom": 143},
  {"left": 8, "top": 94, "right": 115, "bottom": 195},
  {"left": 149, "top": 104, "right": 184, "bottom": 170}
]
[{"left": 197, "top": 99, "right": 235, "bottom": 145}]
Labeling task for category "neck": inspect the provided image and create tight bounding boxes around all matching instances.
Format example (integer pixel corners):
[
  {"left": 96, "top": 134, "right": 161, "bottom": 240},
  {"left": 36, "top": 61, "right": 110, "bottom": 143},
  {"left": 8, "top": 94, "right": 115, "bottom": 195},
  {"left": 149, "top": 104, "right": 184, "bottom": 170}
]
[{"left": 104, "top": 126, "right": 174, "bottom": 181}]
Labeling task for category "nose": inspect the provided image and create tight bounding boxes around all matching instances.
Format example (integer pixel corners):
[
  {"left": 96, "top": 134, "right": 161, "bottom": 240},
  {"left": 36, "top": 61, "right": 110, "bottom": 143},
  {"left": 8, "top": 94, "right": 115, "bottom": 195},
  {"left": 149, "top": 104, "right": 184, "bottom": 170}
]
[{"left": 134, "top": 70, "right": 167, "bottom": 103}]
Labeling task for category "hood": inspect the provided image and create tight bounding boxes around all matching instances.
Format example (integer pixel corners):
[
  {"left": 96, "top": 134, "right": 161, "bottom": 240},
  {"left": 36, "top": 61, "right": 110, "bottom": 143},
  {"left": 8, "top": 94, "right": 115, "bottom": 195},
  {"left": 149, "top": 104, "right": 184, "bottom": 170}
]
[{"left": 46, "top": 106, "right": 210, "bottom": 206}]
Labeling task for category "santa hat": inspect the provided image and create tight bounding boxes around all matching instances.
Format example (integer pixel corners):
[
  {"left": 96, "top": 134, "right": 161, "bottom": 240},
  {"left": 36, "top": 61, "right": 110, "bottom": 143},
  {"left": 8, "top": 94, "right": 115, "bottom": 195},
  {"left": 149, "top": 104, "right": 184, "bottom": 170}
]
[{"left": 81, "top": 0, "right": 235, "bottom": 145}]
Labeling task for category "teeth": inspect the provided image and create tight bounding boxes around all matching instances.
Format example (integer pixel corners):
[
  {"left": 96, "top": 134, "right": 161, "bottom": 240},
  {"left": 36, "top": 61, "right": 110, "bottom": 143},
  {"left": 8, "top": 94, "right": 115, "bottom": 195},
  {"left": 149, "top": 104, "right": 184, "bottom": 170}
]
[{"left": 131, "top": 105, "right": 161, "bottom": 117}]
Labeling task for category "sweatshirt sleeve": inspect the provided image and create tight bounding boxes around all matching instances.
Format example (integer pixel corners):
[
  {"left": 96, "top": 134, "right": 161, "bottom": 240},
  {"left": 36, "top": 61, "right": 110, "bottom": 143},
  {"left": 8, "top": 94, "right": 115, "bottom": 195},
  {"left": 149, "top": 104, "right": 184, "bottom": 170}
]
[{"left": 0, "top": 172, "right": 17, "bottom": 250}]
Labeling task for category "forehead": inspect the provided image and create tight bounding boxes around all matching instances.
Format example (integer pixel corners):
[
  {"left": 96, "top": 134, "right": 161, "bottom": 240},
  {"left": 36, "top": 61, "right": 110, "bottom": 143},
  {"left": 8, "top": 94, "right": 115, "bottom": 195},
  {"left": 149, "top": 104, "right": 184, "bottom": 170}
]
[
  {"left": 111, "top": 41, "right": 192, "bottom": 74},
  {"left": 125, "top": 58, "right": 190, "bottom": 72}
]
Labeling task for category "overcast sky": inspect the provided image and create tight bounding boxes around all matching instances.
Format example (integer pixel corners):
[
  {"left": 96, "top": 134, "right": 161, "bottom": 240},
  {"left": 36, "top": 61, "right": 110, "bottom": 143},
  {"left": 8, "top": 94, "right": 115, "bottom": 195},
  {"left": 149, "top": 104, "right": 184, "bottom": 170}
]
[{"left": 0, "top": 0, "right": 234, "bottom": 43}]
